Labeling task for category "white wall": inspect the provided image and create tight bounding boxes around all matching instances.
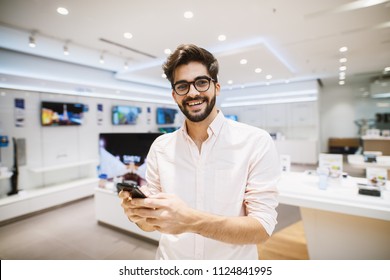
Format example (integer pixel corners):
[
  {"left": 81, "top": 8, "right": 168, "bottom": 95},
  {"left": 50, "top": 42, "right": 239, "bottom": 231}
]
[
  {"left": 320, "top": 83, "right": 390, "bottom": 152},
  {"left": 0, "top": 88, "right": 179, "bottom": 196}
]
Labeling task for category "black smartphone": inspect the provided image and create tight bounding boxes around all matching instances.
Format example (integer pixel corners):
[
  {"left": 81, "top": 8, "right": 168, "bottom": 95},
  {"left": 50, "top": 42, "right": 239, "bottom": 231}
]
[{"left": 116, "top": 182, "right": 147, "bottom": 198}]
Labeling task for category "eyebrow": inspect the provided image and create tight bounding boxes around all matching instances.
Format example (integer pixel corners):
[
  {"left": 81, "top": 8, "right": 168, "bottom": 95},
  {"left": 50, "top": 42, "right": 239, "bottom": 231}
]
[{"left": 173, "top": 75, "right": 210, "bottom": 85}]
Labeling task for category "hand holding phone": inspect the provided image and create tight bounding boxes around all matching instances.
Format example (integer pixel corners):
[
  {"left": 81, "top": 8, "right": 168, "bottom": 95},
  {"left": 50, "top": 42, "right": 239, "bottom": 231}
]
[{"left": 116, "top": 182, "right": 147, "bottom": 198}]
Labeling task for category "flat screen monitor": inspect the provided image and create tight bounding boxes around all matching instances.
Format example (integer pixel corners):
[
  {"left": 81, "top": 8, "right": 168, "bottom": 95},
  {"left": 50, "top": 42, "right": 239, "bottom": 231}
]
[
  {"left": 112, "top": 105, "right": 142, "bottom": 125},
  {"left": 98, "top": 133, "right": 162, "bottom": 179},
  {"left": 225, "top": 115, "right": 238, "bottom": 121},
  {"left": 156, "top": 107, "right": 178, "bottom": 124},
  {"left": 41, "top": 101, "right": 84, "bottom": 126},
  {"left": 158, "top": 127, "right": 179, "bottom": 133}
]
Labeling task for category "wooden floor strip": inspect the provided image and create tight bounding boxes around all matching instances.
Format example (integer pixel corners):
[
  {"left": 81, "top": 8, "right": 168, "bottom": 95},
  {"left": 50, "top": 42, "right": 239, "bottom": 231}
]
[{"left": 258, "top": 221, "right": 309, "bottom": 260}]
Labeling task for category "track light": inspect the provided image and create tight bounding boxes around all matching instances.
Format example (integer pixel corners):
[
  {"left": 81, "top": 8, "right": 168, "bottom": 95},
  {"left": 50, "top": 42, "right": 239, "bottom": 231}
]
[
  {"left": 63, "top": 44, "right": 69, "bottom": 55},
  {"left": 29, "top": 35, "right": 36, "bottom": 48}
]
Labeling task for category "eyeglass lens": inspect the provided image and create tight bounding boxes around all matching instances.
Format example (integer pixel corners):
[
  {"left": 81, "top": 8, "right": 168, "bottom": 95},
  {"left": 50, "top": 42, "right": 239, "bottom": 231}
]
[{"left": 174, "top": 78, "right": 211, "bottom": 95}]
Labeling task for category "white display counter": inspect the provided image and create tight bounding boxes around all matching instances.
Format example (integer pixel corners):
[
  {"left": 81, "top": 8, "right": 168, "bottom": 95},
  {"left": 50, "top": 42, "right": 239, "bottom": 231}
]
[
  {"left": 0, "top": 177, "right": 99, "bottom": 222},
  {"left": 94, "top": 185, "right": 160, "bottom": 242},
  {"left": 278, "top": 172, "right": 390, "bottom": 259}
]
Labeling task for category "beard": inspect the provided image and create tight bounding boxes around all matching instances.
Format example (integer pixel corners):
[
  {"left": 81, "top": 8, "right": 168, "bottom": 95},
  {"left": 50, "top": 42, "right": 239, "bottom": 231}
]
[{"left": 178, "top": 92, "right": 216, "bottom": 123}]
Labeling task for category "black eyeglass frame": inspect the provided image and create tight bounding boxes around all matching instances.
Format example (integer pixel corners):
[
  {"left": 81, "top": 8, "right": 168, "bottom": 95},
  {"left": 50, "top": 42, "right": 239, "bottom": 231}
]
[{"left": 172, "top": 76, "right": 216, "bottom": 96}]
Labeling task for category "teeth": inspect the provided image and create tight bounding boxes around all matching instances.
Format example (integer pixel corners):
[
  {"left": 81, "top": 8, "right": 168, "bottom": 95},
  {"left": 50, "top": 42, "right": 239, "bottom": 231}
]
[{"left": 188, "top": 101, "right": 203, "bottom": 106}]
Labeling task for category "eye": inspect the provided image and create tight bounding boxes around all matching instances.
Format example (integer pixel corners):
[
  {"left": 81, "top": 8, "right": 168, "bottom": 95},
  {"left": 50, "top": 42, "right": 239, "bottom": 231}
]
[
  {"left": 175, "top": 83, "right": 189, "bottom": 91},
  {"left": 195, "top": 79, "right": 209, "bottom": 87}
]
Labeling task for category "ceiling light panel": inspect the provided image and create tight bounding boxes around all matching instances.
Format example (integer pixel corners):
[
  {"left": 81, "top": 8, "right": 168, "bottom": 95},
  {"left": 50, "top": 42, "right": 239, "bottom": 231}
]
[
  {"left": 56, "top": 7, "right": 69, "bottom": 15},
  {"left": 217, "top": 42, "right": 293, "bottom": 86}
]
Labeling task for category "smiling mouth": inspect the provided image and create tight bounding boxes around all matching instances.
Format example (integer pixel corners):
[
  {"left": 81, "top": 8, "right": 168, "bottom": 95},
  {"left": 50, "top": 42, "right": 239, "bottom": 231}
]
[{"left": 187, "top": 99, "right": 205, "bottom": 107}]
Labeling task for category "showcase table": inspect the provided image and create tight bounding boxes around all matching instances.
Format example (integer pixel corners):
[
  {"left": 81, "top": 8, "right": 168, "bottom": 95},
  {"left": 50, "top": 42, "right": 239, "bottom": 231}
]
[
  {"left": 277, "top": 172, "right": 390, "bottom": 259},
  {"left": 94, "top": 185, "right": 160, "bottom": 242}
]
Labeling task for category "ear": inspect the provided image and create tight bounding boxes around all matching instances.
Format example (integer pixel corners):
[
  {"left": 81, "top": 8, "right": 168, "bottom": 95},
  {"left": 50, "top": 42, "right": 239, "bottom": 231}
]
[
  {"left": 215, "top": 82, "right": 221, "bottom": 96},
  {"left": 171, "top": 90, "right": 178, "bottom": 103}
]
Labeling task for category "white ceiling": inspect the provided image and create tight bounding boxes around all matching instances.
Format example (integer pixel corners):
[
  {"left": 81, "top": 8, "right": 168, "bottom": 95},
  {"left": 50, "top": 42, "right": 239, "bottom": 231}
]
[{"left": 0, "top": 0, "right": 390, "bottom": 94}]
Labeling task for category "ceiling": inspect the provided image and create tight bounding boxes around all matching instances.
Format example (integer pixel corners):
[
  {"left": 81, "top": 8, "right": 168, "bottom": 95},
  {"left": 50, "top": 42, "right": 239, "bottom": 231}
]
[{"left": 0, "top": 0, "right": 390, "bottom": 96}]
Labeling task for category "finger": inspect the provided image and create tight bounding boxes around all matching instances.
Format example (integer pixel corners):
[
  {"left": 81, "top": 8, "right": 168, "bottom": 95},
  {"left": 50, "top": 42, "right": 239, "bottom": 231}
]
[
  {"left": 126, "top": 213, "right": 144, "bottom": 224},
  {"left": 131, "top": 207, "right": 160, "bottom": 219},
  {"left": 118, "top": 190, "right": 130, "bottom": 199},
  {"left": 131, "top": 197, "right": 158, "bottom": 209},
  {"left": 139, "top": 185, "right": 152, "bottom": 197}
]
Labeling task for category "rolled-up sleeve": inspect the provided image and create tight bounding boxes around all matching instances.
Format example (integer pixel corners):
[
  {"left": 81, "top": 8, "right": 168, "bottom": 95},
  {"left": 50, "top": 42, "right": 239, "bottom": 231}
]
[{"left": 244, "top": 134, "right": 280, "bottom": 236}]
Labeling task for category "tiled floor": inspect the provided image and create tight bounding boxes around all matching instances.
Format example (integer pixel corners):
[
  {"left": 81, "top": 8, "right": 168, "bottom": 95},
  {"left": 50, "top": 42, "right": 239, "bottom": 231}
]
[{"left": 0, "top": 197, "right": 158, "bottom": 260}]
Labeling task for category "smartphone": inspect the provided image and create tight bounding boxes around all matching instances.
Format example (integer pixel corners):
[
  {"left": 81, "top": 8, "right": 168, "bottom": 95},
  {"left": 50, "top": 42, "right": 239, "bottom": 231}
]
[{"left": 116, "top": 182, "right": 147, "bottom": 198}]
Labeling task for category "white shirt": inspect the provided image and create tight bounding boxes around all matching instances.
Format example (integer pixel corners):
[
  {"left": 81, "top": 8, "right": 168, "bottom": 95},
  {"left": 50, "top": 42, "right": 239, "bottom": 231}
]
[{"left": 145, "top": 111, "right": 280, "bottom": 259}]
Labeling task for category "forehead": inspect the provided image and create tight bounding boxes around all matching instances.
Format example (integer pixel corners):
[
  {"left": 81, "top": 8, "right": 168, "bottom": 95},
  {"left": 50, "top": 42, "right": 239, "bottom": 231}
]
[{"left": 173, "top": 61, "right": 209, "bottom": 82}]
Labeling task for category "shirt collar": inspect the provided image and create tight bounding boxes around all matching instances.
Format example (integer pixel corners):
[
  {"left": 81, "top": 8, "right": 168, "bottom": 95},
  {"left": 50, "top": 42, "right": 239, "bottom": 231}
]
[
  {"left": 180, "top": 110, "right": 226, "bottom": 139},
  {"left": 208, "top": 110, "right": 225, "bottom": 137}
]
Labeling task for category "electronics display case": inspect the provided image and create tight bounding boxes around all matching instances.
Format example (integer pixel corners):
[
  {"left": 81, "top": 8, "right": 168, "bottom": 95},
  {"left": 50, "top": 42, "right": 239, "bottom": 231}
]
[
  {"left": 41, "top": 101, "right": 84, "bottom": 126},
  {"left": 112, "top": 105, "right": 142, "bottom": 125},
  {"left": 156, "top": 107, "right": 178, "bottom": 125}
]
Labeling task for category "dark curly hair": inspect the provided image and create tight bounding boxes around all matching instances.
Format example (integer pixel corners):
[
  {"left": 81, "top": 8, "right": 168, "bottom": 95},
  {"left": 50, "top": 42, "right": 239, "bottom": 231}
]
[{"left": 162, "top": 44, "right": 219, "bottom": 85}]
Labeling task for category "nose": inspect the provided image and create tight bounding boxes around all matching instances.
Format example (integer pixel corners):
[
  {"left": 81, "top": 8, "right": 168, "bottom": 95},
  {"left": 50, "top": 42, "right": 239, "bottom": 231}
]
[{"left": 187, "top": 82, "right": 200, "bottom": 97}]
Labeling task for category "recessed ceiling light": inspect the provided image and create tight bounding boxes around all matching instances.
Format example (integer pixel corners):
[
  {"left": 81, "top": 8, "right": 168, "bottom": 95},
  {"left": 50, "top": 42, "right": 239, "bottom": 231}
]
[
  {"left": 227, "top": 80, "right": 233, "bottom": 85},
  {"left": 123, "top": 32, "right": 133, "bottom": 39},
  {"left": 339, "top": 65, "right": 347, "bottom": 71},
  {"left": 57, "top": 7, "right": 69, "bottom": 15},
  {"left": 339, "top": 58, "right": 347, "bottom": 63},
  {"left": 339, "top": 80, "right": 345, "bottom": 85},
  {"left": 254, "top": 68, "right": 262, "bottom": 73},
  {"left": 184, "top": 11, "right": 194, "bottom": 19},
  {"left": 218, "top": 35, "right": 226, "bottom": 41},
  {"left": 339, "top": 46, "right": 348, "bottom": 53},
  {"left": 240, "top": 59, "right": 247, "bottom": 65},
  {"left": 266, "top": 75, "right": 272, "bottom": 80},
  {"left": 164, "top": 48, "right": 172, "bottom": 55},
  {"left": 384, "top": 66, "right": 390, "bottom": 73}
]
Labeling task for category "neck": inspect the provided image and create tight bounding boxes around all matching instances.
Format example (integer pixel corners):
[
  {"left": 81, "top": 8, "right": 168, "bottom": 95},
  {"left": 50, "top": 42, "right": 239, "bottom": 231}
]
[{"left": 186, "top": 109, "right": 218, "bottom": 143}]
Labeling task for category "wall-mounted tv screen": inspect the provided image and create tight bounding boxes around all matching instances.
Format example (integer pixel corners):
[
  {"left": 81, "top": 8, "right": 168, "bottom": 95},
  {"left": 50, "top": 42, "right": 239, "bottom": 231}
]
[
  {"left": 41, "top": 101, "right": 84, "bottom": 126},
  {"left": 98, "top": 133, "right": 162, "bottom": 180},
  {"left": 225, "top": 115, "right": 238, "bottom": 121},
  {"left": 158, "top": 127, "right": 179, "bottom": 133},
  {"left": 156, "top": 107, "right": 178, "bottom": 124},
  {"left": 112, "top": 105, "right": 141, "bottom": 125}
]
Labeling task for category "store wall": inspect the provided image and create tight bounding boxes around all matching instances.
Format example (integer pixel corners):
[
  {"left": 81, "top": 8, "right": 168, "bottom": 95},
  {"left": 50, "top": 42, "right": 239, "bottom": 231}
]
[
  {"left": 0, "top": 88, "right": 180, "bottom": 196},
  {"left": 320, "top": 82, "right": 389, "bottom": 152}
]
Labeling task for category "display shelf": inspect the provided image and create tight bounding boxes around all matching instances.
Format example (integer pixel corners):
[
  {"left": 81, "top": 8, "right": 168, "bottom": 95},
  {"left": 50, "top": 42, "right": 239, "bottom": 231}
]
[
  {"left": 28, "top": 159, "right": 98, "bottom": 173},
  {"left": 0, "top": 177, "right": 99, "bottom": 223}
]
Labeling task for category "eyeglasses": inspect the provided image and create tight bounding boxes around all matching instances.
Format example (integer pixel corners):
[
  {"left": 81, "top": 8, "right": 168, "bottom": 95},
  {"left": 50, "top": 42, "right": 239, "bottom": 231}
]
[{"left": 172, "top": 76, "right": 215, "bottom": 96}]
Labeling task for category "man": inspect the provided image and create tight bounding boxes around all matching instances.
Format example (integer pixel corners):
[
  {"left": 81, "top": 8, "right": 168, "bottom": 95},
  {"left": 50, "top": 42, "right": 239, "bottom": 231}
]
[{"left": 120, "top": 44, "right": 280, "bottom": 260}]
